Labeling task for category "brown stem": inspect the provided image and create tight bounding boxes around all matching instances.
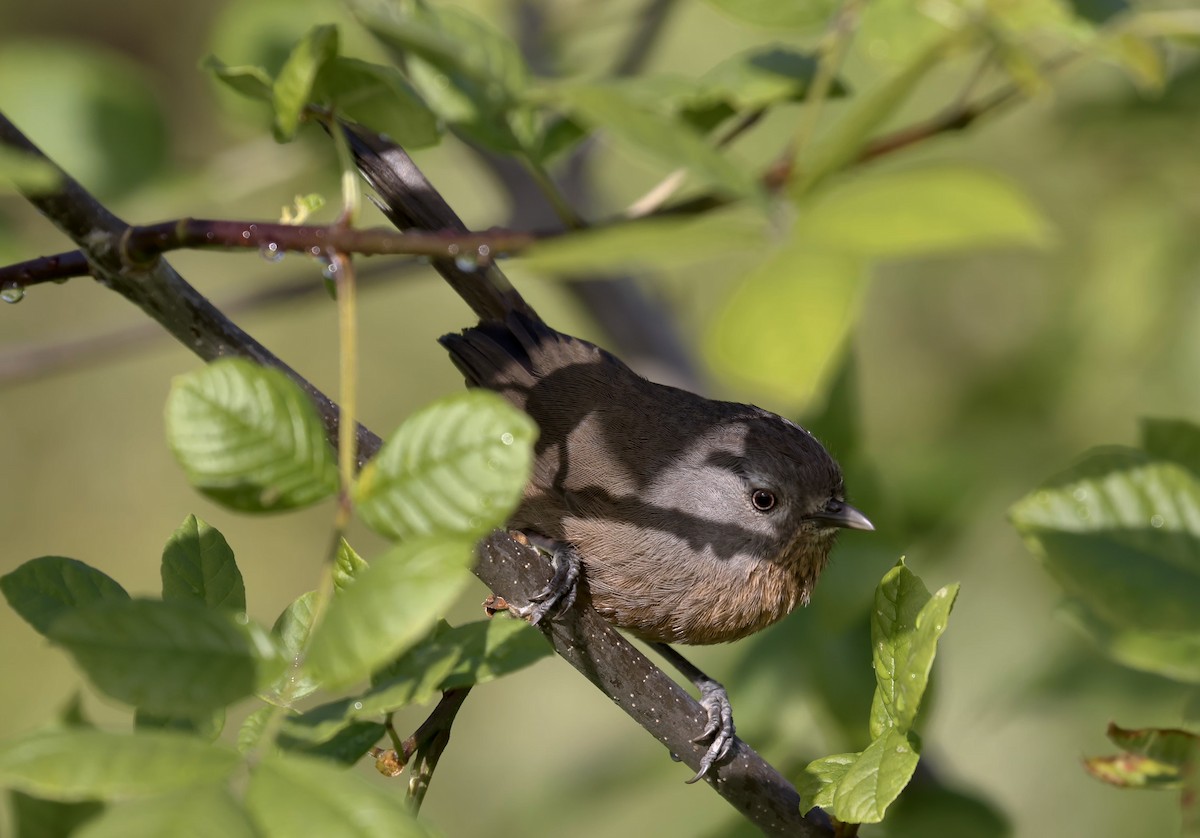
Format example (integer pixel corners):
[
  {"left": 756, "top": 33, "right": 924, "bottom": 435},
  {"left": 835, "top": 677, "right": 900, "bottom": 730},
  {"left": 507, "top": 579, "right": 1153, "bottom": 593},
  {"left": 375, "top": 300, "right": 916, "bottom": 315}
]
[
  {"left": 121, "top": 219, "right": 537, "bottom": 265},
  {"left": 402, "top": 687, "right": 472, "bottom": 813}
]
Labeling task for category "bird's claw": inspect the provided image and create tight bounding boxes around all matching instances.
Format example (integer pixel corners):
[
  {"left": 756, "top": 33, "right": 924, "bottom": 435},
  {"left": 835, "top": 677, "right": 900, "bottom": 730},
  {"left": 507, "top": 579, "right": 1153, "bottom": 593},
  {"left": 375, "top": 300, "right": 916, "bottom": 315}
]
[
  {"left": 685, "top": 680, "right": 735, "bottom": 784},
  {"left": 514, "top": 543, "right": 580, "bottom": 626}
]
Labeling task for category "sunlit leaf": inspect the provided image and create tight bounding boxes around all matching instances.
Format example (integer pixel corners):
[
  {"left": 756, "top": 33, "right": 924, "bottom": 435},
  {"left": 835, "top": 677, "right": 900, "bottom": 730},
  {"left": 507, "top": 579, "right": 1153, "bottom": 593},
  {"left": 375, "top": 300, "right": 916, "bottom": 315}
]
[
  {"left": 520, "top": 210, "right": 769, "bottom": 277},
  {"left": 801, "top": 728, "right": 920, "bottom": 823},
  {"left": 1012, "top": 421, "right": 1200, "bottom": 682},
  {"left": 74, "top": 786, "right": 255, "bottom": 838},
  {"left": 245, "top": 753, "right": 429, "bottom": 837},
  {"left": 272, "top": 24, "right": 339, "bottom": 141},
  {"left": 9, "top": 791, "right": 103, "bottom": 838},
  {"left": 554, "top": 83, "right": 765, "bottom": 203},
  {"left": 797, "top": 165, "right": 1052, "bottom": 257},
  {"left": 161, "top": 515, "right": 245, "bottom": 612},
  {"left": 333, "top": 539, "right": 368, "bottom": 592},
  {"left": 268, "top": 591, "right": 319, "bottom": 702},
  {"left": 165, "top": 359, "right": 338, "bottom": 513},
  {"left": 201, "top": 55, "right": 274, "bottom": 103},
  {"left": 1, "top": 557, "right": 129, "bottom": 637},
  {"left": 48, "top": 599, "right": 283, "bottom": 716},
  {"left": 0, "top": 730, "right": 240, "bottom": 800},
  {"left": 0, "top": 147, "right": 62, "bottom": 194},
  {"left": 279, "top": 721, "right": 386, "bottom": 766},
  {"left": 355, "top": 391, "right": 535, "bottom": 542},
  {"left": 700, "top": 0, "right": 835, "bottom": 29},
  {"left": 870, "top": 562, "right": 960, "bottom": 737},
  {"left": 0, "top": 43, "right": 167, "bottom": 198},
  {"left": 794, "top": 35, "right": 956, "bottom": 195},
  {"left": 706, "top": 246, "right": 866, "bottom": 407},
  {"left": 305, "top": 536, "right": 474, "bottom": 688},
  {"left": 359, "top": 1, "right": 528, "bottom": 152},
  {"left": 314, "top": 57, "right": 440, "bottom": 149}
]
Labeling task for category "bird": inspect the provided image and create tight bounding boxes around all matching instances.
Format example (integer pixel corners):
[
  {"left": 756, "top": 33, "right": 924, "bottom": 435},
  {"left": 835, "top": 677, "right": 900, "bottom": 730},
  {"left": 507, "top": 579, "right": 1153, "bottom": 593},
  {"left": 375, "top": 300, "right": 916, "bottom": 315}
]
[{"left": 344, "top": 123, "right": 873, "bottom": 781}]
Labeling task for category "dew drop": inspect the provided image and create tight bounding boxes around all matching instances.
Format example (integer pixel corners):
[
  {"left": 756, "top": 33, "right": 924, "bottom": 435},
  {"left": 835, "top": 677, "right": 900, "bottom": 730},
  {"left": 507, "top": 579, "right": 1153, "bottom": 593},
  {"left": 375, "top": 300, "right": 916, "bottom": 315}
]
[
  {"left": 895, "top": 745, "right": 907, "bottom": 754},
  {"left": 241, "top": 230, "right": 251, "bottom": 240},
  {"left": 500, "top": 432, "right": 514, "bottom": 445},
  {"left": 454, "top": 255, "right": 479, "bottom": 272},
  {"left": 322, "top": 260, "right": 339, "bottom": 280},
  {"left": 260, "top": 242, "right": 285, "bottom": 263},
  {"left": 353, "top": 701, "right": 363, "bottom": 711},
  {"left": 1, "top": 283, "right": 25, "bottom": 304},
  {"left": 1072, "top": 487, "right": 1088, "bottom": 502},
  {"left": 1150, "top": 514, "right": 1165, "bottom": 528}
]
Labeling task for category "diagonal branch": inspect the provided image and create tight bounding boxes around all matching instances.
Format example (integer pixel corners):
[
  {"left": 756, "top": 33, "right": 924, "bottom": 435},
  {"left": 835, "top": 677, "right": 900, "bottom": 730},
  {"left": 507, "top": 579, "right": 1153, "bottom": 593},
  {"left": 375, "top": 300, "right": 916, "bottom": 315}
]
[{"left": 0, "top": 110, "right": 831, "bottom": 836}]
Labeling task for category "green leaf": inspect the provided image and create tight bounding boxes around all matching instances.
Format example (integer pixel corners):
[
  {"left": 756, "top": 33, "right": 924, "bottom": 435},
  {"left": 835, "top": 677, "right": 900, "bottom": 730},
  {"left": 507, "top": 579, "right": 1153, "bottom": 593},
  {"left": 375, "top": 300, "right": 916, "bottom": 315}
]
[
  {"left": 1059, "top": 600, "right": 1200, "bottom": 683},
  {"left": 436, "top": 618, "right": 552, "bottom": 690},
  {"left": 165, "top": 358, "right": 338, "bottom": 513},
  {"left": 48, "top": 599, "right": 283, "bottom": 716},
  {"left": 354, "top": 391, "right": 535, "bottom": 542},
  {"left": 161, "top": 515, "right": 246, "bottom": 611},
  {"left": 237, "top": 705, "right": 273, "bottom": 754},
  {"left": 1141, "top": 418, "right": 1200, "bottom": 476},
  {"left": 74, "top": 786, "right": 256, "bottom": 838},
  {"left": 797, "top": 165, "right": 1052, "bottom": 257},
  {"left": 700, "top": 0, "right": 836, "bottom": 29},
  {"left": 0, "top": 730, "right": 240, "bottom": 800},
  {"left": 794, "top": 35, "right": 956, "bottom": 195},
  {"left": 1010, "top": 448, "right": 1200, "bottom": 637},
  {"left": 1013, "top": 421, "right": 1200, "bottom": 683},
  {"left": 1084, "top": 752, "right": 1186, "bottom": 789},
  {"left": 801, "top": 728, "right": 921, "bottom": 823},
  {"left": 1106, "top": 722, "right": 1200, "bottom": 766},
  {"left": 134, "top": 707, "right": 225, "bottom": 742},
  {"left": 699, "top": 46, "right": 827, "bottom": 111},
  {"left": 799, "top": 560, "right": 956, "bottom": 824},
  {"left": 1123, "top": 9, "right": 1200, "bottom": 42},
  {"left": 269, "top": 591, "right": 319, "bottom": 701},
  {"left": 314, "top": 57, "right": 440, "bottom": 149},
  {"left": 1, "top": 557, "right": 129, "bottom": 637},
  {"left": 272, "top": 24, "right": 339, "bottom": 141},
  {"left": 0, "top": 43, "right": 168, "bottom": 199},
  {"left": 520, "top": 210, "right": 769, "bottom": 277},
  {"left": 706, "top": 246, "right": 866, "bottom": 407},
  {"left": 279, "top": 721, "right": 386, "bottom": 766},
  {"left": 553, "top": 83, "right": 765, "bottom": 203},
  {"left": 200, "top": 55, "right": 274, "bottom": 103},
  {"left": 9, "top": 791, "right": 103, "bottom": 838},
  {"left": 870, "top": 561, "right": 959, "bottom": 737},
  {"left": 0, "top": 147, "right": 62, "bottom": 194},
  {"left": 333, "top": 539, "right": 368, "bottom": 592},
  {"left": 1083, "top": 723, "right": 1199, "bottom": 790},
  {"left": 245, "top": 753, "right": 429, "bottom": 838},
  {"left": 305, "top": 536, "right": 474, "bottom": 688},
  {"left": 359, "top": 1, "right": 528, "bottom": 151}
]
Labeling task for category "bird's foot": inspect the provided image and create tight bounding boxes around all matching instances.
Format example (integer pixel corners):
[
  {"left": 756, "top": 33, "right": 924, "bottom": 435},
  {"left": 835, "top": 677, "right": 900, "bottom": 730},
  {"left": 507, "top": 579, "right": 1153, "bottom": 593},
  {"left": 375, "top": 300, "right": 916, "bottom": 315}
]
[
  {"left": 687, "top": 678, "right": 735, "bottom": 783},
  {"left": 513, "top": 539, "right": 581, "bottom": 626}
]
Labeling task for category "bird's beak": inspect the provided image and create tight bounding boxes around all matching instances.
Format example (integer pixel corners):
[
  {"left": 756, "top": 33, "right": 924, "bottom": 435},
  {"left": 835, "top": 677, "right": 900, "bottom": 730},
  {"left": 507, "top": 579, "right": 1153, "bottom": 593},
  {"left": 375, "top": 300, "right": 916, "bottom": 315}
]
[{"left": 812, "top": 501, "right": 875, "bottom": 532}]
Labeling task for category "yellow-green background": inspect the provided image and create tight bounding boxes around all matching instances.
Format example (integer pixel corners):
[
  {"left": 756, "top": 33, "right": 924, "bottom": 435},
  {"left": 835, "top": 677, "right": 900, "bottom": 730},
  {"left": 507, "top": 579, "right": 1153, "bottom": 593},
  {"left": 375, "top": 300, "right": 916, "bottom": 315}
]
[{"left": 1, "top": 0, "right": 1196, "bottom": 835}]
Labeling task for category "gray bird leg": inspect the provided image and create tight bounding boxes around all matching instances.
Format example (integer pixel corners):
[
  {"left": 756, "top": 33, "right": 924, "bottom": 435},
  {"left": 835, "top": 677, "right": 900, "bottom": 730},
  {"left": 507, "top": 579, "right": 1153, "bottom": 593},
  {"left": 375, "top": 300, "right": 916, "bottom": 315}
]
[
  {"left": 650, "top": 642, "right": 735, "bottom": 783},
  {"left": 514, "top": 538, "right": 581, "bottom": 626}
]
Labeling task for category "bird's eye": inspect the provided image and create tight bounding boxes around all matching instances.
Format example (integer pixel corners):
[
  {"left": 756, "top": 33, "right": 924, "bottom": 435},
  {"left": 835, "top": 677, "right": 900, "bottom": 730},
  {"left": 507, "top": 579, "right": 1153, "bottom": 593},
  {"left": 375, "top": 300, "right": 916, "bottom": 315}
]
[{"left": 751, "top": 489, "right": 777, "bottom": 512}]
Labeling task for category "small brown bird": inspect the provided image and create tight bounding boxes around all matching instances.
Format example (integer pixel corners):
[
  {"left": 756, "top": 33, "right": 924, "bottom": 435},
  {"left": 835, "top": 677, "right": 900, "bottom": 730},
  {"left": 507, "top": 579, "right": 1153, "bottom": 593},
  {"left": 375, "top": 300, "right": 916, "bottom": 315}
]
[
  {"left": 441, "top": 313, "right": 872, "bottom": 645},
  {"left": 346, "top": 123, "right": 873, "bottom": 781}
]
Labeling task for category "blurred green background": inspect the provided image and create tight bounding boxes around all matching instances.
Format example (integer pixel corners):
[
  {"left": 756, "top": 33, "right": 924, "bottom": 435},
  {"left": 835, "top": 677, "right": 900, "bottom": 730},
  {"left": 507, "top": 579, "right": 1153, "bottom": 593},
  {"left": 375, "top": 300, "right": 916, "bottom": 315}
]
[{"left": 2, "top": 0, "right": 1197, "bottom": 835}]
